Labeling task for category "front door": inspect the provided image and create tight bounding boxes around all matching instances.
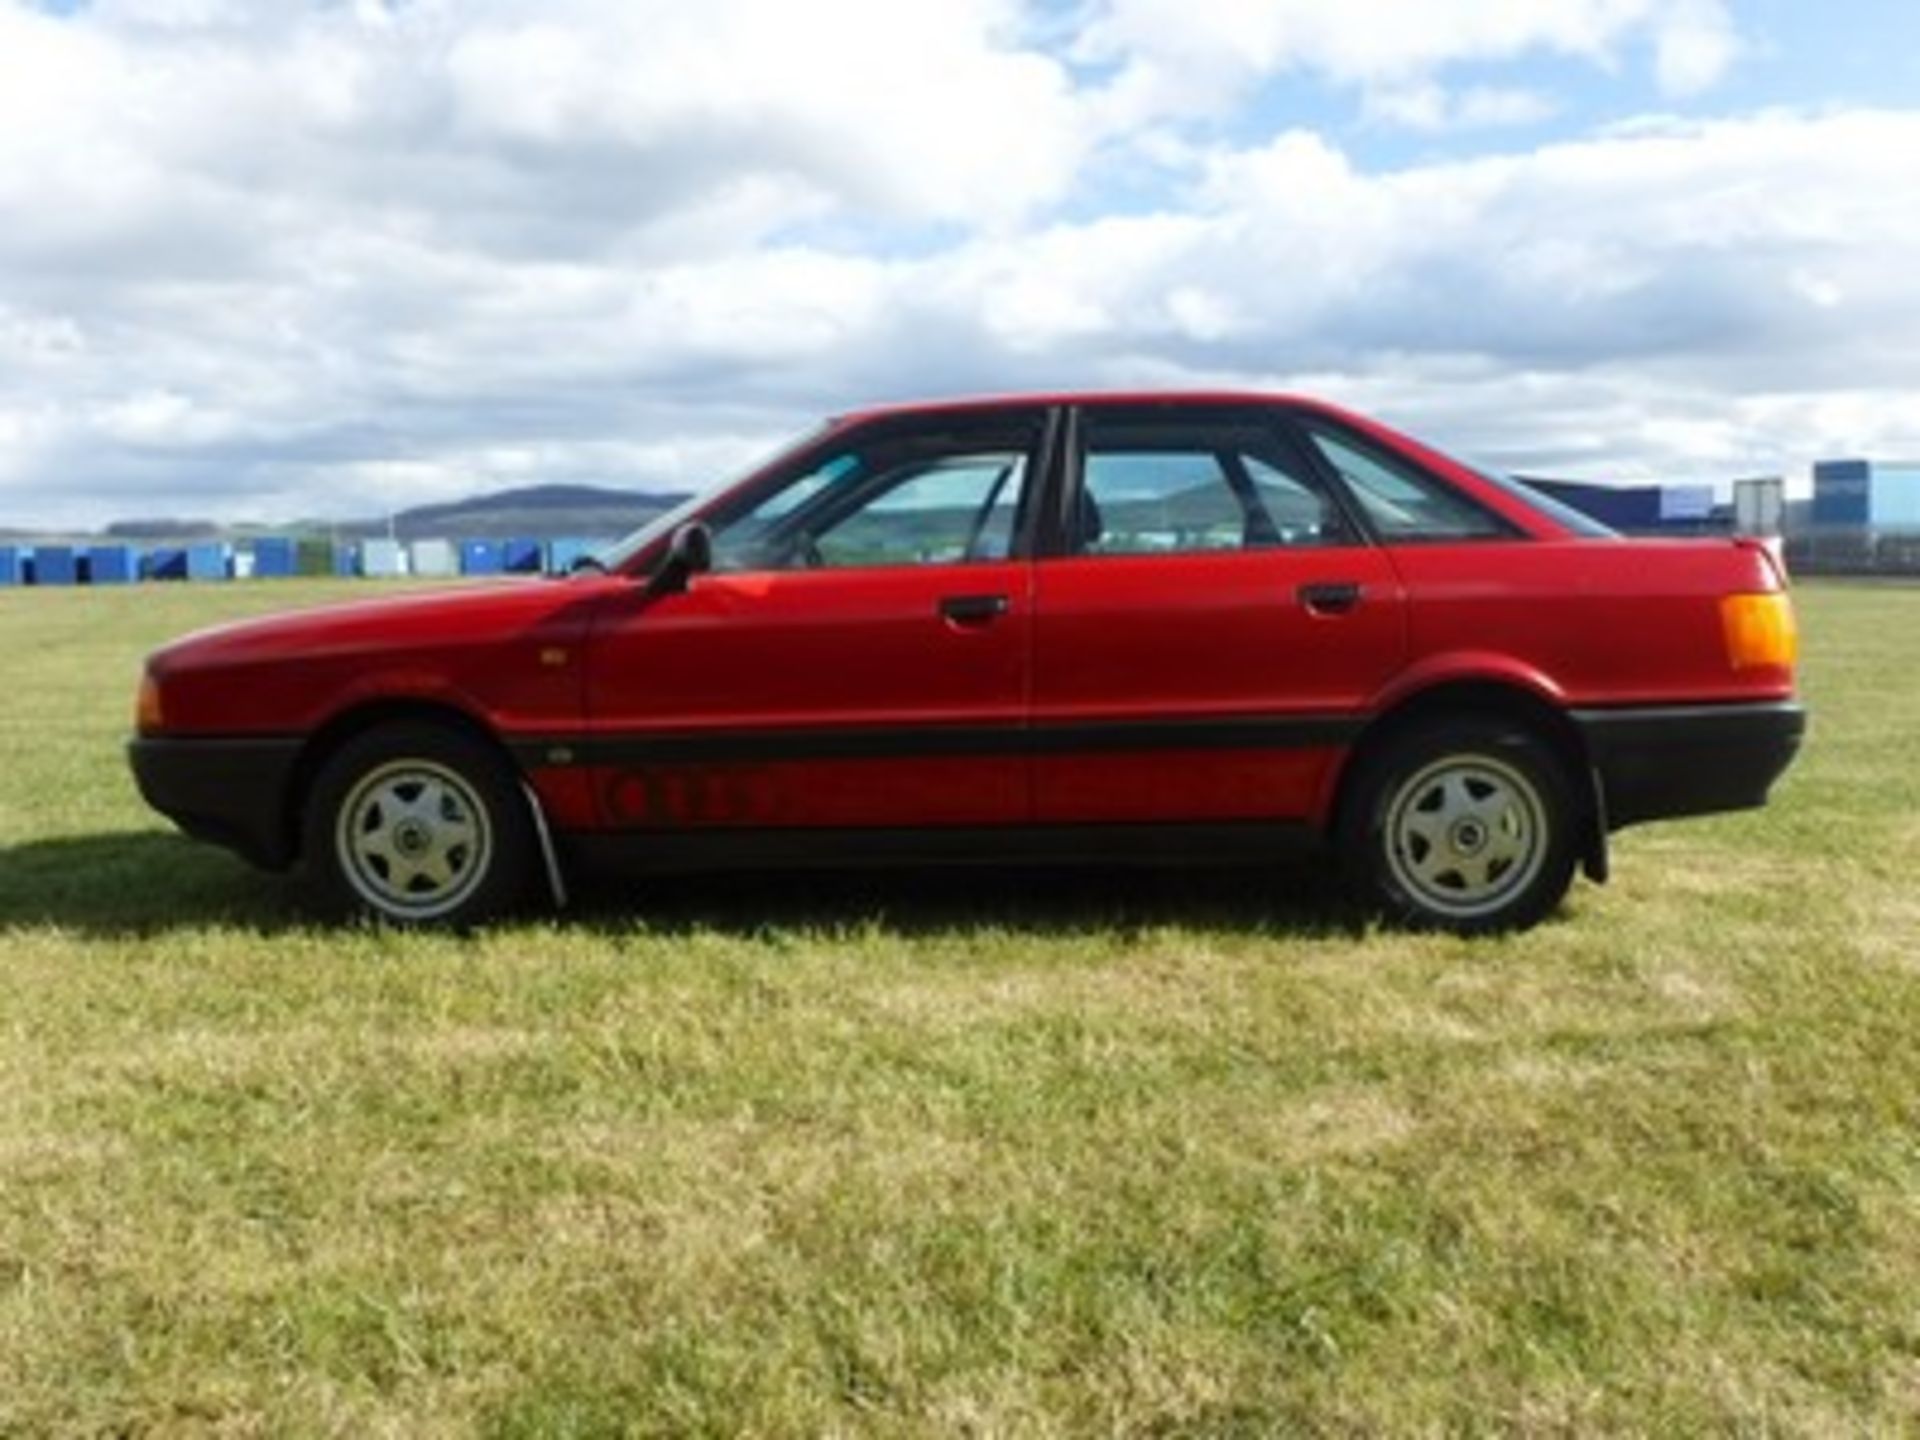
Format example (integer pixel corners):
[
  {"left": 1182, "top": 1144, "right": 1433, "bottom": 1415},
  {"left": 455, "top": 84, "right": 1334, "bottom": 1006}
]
[
  {"left": 1031, "top": 404, "right": 1408, "bottom": 823},
  {"left": 583, "top": 409, "right": 1050, "bottom": 829}
]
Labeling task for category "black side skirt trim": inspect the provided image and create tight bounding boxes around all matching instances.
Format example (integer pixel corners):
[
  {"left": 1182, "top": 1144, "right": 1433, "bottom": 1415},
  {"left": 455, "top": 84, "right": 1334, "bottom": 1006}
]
[{"left": 565, "top": 821, "right": 1323, "bottom": 876}]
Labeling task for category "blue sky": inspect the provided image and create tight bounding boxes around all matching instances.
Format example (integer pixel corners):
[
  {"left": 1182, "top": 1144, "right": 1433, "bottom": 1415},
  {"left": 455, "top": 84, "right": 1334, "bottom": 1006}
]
[
  {"left": 1, "top": 0, "right": 1917, "bottom": 526},
  {"left": 1268, "top": 0, "right": 1920, "bottom": 165}
]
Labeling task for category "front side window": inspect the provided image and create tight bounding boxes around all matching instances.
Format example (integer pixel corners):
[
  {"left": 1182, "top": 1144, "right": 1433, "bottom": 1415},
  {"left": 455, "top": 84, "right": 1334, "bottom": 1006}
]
[
  {"left": 708, "top": 418, "right": 1041, "bottom": 572},
  {"left": 1303, "top": 424, "right": 1509, "bottom": 542},
  {"left": 1073, "top": 412, "right": 1346, "bottom": 557}
]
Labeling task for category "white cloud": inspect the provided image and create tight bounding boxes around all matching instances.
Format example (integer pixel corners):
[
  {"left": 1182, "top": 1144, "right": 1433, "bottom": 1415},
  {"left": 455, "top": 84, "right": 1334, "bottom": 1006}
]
[
  {"left": 1653, "top": 0, "right": 1740, "bottom": 95},
  {"left": 1074, "top": 0, "right": 1741, "bottom": 126},
  {"left": 435, "top": 0, "right": 1085, "bottom": 231},
  {"left": 1368, "top": 84, "right": 1558, "bottom": 133}
]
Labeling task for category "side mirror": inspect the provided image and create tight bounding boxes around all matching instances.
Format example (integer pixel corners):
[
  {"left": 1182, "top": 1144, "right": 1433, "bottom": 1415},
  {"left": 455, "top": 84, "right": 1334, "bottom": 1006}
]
[{"left": 647, "top": 520, "right": 713, "bottom": 596}]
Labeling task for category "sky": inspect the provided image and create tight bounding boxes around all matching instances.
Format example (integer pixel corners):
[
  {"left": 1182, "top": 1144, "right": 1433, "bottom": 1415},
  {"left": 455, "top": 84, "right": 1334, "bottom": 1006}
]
[{"left": 1, "top": 0, "right": 1917, "bottom": 529}]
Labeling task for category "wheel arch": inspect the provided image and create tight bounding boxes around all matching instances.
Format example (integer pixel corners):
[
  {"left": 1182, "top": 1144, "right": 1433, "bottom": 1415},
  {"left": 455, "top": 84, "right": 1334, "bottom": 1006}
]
[
  {"left": 284, "top": 699, "right": 520, "bottom": 867},
  {"left": 1327, "top": 679, "right": 1609, "bottom": 883}
]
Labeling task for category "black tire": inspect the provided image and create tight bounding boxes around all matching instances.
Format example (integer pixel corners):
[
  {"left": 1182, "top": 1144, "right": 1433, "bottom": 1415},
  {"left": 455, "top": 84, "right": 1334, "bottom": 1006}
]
[
  {"left": 301, "top": 721, "right": 534, "bottom": 927},
  {"left": 1337, "top": 716, "right": 1579, "bottom": 933}
]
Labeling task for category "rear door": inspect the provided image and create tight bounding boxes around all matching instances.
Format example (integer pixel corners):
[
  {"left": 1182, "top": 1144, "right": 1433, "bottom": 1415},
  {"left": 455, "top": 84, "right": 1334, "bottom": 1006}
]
[
  {"left": 583, "top": 409, "right": 1051, "bottom": 829},
  {"left": 1031, "top": 404, "right": 1407, "bottom": 823}
]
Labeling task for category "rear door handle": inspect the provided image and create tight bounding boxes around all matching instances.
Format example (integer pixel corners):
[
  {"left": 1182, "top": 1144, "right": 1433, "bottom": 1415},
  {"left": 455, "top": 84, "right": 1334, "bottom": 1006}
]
[
  {"left": 939, "top": 593, "right": 1010, "bottom": 625},
  {"left": 1297, "top": 581, "right": 1362, "bottom": 616}
]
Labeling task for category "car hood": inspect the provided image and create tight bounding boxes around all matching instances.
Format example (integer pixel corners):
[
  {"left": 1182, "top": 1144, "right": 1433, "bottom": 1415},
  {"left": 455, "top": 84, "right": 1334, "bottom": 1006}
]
[{"left": 146, "top": 576, "right": 614, "bottom": 675}]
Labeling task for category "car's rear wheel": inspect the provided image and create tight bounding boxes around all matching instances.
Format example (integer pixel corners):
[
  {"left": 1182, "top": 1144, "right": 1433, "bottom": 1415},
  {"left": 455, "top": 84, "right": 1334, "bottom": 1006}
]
[
  {"left": 303, "top": 722, "right": 533, "bottom": 927},
  {"left": 1339, "top": 717, "right": 1578, "bottom": 933}
]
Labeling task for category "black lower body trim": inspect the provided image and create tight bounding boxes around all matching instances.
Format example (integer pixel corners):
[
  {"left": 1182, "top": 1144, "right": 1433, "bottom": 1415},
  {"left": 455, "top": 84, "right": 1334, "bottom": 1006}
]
[
  {"left": 128, "top": 736, "right": 303, "bottom": 870},
  {"left": 565, "top": 821, "right": 1322, "bottom": 877},
  {"left": 1572, "top": 701, "right": 1805, "bottom": 829},
  {"left": 511, "top": 712, "right": 1363, "bottom": 769}
]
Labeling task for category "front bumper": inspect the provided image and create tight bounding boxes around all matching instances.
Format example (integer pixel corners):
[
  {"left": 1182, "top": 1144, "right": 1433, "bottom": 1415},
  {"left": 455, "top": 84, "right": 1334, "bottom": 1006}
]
[
  {"left": 128, "top": 736, "right": 304, "bottom": 871},
  {"left": 1572, "top": 701, "right": 1806, "bottom": 830}
]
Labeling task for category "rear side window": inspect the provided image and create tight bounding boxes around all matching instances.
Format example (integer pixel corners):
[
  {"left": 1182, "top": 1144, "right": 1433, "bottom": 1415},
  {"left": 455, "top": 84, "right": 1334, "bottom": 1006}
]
[
  {"left": 1073, "top": 411, "right": 1348, "bottom": 556},
  {"left": 1303, "top": 425, "right": 1509, "bottom": 542},
  {"left": 1471, "top": 466, "right": 1621, "bottom": 537}
]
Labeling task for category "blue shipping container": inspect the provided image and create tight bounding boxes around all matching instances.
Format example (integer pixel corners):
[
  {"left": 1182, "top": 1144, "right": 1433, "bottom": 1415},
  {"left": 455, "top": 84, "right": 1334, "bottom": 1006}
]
[
  {"left": 186, "top": 543, "right": 228, "bottom": 581},
  {"left": 83, "top": 545, "right": 135, "bottom": 584},
  {"left": 143, "top": 547, "right": 189, "bottom": 581},
  {"left": 0, "top": 546, "right": 19, "bottom": 585},
  {"left": 502, "top": 538, "right": 544, "bottom": 574},
  {"left": 252, "top": 537, "right": 297, "bottom": 578},
  {"left": 460, "top": 539, "right": 504, "bottom": 575},
  {"left": 33, "top": 545, "right": 78, "bottom": 586}
]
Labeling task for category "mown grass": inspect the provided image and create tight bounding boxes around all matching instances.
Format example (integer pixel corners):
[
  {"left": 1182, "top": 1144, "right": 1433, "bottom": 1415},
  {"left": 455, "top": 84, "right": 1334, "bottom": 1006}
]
[{"left": 1, "top": 578, "right": 1917, "bottom": 1435}]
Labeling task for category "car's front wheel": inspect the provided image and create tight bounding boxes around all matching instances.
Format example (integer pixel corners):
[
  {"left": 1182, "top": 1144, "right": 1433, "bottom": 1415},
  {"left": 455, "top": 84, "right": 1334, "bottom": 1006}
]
[
  {"left": 303, "top": 721, "right": 534, "bottom": 926},
  {"left": 1338, "top": 717, "right": 1579, "bottom": 933}
]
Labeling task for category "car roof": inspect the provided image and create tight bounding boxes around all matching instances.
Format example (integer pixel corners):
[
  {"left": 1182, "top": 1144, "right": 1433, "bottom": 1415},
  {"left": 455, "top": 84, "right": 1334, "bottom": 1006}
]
[{"left": 831, "top": 390, "right": 1354, "bottom": 426}]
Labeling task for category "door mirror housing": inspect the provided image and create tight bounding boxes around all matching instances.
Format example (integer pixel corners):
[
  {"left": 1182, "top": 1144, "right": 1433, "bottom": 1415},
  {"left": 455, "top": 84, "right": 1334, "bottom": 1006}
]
[{"left": 648, "top": 520, "right": 713, "bottom": 596}]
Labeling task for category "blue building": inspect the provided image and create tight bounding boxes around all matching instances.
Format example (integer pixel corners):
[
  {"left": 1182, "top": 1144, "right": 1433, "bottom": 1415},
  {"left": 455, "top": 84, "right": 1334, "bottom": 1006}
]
[
  {"left": 1813, "top": 459, "right": 1920, "bottom": 530},
  {"left": 1522, "top": 479, "right": 1724, "bottom": 535}
]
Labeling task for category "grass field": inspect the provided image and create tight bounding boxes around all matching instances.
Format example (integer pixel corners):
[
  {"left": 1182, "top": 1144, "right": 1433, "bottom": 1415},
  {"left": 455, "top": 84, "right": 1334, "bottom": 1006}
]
[{"left": 1, "top": 578, "right": 1916, "bottom": 1435}]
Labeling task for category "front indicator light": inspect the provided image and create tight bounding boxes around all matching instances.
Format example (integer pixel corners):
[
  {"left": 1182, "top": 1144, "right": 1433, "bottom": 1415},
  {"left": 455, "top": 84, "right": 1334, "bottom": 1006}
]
[
  {"left": 136, "top": 673, "right": 164, "bottom": 734},
  {"left": 1721, "top": 593, "right": 1798, "bottom": 671}
]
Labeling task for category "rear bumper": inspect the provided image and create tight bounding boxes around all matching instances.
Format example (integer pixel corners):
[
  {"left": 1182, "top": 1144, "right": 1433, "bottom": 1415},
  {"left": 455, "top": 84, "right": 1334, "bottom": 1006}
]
[
  {"left": 128, "top": 736, "right": 303, "bottom": 871},
  {"left": 1572, "top": 701, "right": 1806, "bottom": 830}
]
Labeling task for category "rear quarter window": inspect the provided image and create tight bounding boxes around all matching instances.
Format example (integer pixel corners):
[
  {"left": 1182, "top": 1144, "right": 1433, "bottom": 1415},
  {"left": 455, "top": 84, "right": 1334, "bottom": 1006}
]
[{"left": 1303, "top": 424, "right": 1512, "bottom": 543}]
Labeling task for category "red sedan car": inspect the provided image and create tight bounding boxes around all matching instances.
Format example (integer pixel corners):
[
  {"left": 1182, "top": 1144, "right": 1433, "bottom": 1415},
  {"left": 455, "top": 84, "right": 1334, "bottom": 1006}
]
[{"left": 130, "top": 393, "right": 1803, "bottom": 931}]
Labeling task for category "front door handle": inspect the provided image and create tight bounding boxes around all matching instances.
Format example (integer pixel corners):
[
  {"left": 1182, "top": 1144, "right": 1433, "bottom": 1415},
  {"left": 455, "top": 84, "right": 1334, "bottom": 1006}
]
[
  {"left": 1298, "top": 581, "right": 1362, "bottom": 616},
  {"left": 940, "top": 591, "right": 1013, "bottom": 625},
  {"left": 939, "top": 593, "right": 1010, "bottom": 625}
]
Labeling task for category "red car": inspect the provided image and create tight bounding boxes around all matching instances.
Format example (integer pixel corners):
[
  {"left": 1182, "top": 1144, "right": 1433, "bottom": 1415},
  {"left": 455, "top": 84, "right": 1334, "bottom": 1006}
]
[{"left": 130, "top": 393, "right": 1803, "bottom": 932}]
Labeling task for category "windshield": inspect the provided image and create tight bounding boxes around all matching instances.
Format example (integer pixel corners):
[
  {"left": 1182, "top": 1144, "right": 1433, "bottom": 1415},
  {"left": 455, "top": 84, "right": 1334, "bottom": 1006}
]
[{"left": 587, "top": 421, "right": 836, "bottom": 573}]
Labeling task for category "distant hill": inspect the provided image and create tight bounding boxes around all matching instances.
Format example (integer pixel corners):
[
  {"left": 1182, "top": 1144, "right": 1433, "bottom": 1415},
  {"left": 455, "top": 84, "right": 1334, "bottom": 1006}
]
[
  {"left": 103, "top": 518, "right": 222, "bottom": 540},
  {"left": 93, "top": 483, "right": 695, "bottom": 544},
  {"left": 349, "top": 484, "right": 694, "bottom": 542}
]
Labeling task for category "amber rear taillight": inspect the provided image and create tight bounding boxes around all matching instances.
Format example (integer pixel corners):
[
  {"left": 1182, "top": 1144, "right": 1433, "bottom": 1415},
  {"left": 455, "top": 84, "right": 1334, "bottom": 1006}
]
[
  {"left": 1721, "top": 593, "right": 1799, "bottom": 672},
  {"left": 136, "top": 672, "right": 164, "bottom": 734}
]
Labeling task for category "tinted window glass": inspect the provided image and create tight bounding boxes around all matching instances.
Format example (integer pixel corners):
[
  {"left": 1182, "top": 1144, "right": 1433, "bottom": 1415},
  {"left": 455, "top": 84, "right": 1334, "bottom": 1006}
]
[
  {"left": 1303, "top": 425, "right": 1508, "bottom": 542},
  {"left": 1471, "top": 466, "right": 1621, "bottom": 537},
  {"left": 1075, "top": 414, "right": 1343, "bottom": 556},
  {"left": 814, "top": 454, "right": 1030, "bottom": 568},
  {"left": 709, "top": 420, "right": 1039, "bottom": 572},
  {"left": 1244, "top": 455, "right": 1344, "bottom": 546}
]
